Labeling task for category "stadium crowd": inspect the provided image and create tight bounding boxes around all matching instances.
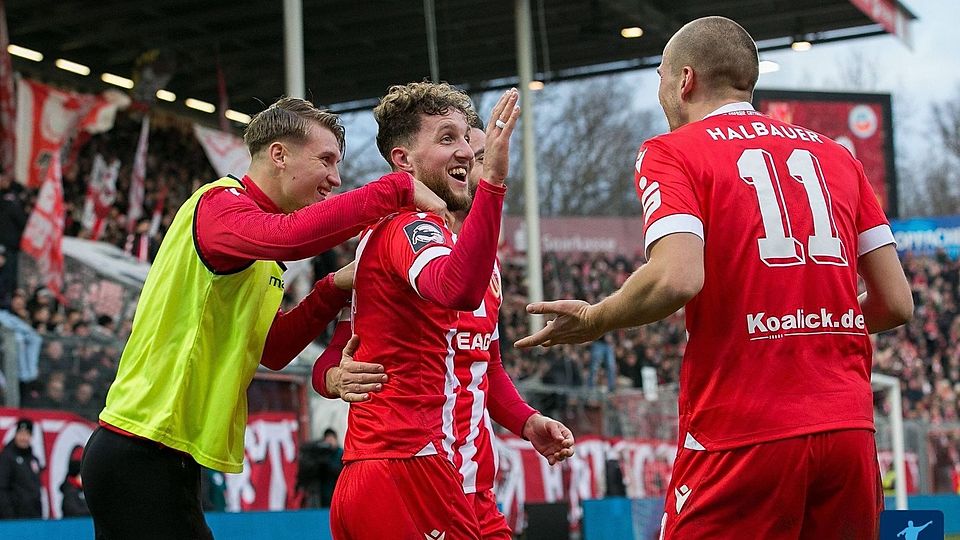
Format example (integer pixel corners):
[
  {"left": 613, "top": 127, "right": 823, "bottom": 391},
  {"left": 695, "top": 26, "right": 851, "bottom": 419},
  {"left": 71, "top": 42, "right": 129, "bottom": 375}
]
[{"left": 0, "top": 109, "right": 958, "bottom": 430}]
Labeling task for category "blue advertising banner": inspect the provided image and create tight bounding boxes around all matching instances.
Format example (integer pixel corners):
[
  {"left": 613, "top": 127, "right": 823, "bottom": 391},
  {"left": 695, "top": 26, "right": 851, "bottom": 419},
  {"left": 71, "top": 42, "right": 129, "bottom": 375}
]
[{"left": 890, "top": 215, "right": 960, "bottom": 259}]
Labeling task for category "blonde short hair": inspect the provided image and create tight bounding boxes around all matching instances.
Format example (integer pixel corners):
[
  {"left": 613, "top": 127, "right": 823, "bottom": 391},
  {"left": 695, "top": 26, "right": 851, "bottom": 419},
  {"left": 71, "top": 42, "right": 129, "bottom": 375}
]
[{"left": 243, "top": 97, "right": 345, "bottom": 157}]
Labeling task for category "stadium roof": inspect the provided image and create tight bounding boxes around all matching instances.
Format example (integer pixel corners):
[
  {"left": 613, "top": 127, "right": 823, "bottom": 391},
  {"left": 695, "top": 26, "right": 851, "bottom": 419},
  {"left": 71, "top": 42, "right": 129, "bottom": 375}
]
[{"left": 5, "top": 0, "right": 917, "bottom": 119}]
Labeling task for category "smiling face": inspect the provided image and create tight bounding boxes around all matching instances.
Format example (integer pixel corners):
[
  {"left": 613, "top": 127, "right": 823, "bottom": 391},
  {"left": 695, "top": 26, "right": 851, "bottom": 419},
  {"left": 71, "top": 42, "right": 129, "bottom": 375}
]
[
  {"left": 402, "top": 110, "right": 475, "bottom": 212},
  {"left": 276, "top": 122, "right": 342, "bottom": 212}
]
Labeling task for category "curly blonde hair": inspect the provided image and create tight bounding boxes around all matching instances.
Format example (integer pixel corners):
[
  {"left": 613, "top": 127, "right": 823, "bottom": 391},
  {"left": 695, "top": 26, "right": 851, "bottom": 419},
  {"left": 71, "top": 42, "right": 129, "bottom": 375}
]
[{"left": 373, "top": 81, "right": 476, "bottom": 166}]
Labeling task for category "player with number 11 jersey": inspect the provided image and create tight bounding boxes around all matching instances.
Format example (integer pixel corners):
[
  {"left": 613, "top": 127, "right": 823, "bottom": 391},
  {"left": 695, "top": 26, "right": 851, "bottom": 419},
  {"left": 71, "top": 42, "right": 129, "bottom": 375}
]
[{"left": 635, "top": 101, "right": 894, "bottom": 451}]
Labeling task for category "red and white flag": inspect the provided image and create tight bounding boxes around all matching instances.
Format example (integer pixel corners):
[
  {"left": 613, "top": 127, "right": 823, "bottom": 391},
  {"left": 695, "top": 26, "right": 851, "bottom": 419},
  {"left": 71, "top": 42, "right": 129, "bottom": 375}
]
[
  {"left": 148, "top": 181, "right": 168, "bottom": 237},
  {"left": 0, "top": 0, "right": 16, "bottom": 176},
  {"left": 81, "top": 153, "right": 120, "bottom": 240},
  {"left": 193, "top": 123, "right": 250, "bottom": 178},
  {"left": 14, "top": 79, "right": 128, "bottom": 188},
  {"left": 20, "top": 150, "right": 65, "bottom": 299},
  {"left": 126, "top": 116, "right": 149, "bottom": 233}
]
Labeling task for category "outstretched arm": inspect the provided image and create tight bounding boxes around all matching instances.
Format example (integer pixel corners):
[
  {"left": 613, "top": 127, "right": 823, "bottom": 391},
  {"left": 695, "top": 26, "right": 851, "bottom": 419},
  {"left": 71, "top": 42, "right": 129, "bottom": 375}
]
[{"left": 516, "top": 233, "right": 703, "bottom": 348}]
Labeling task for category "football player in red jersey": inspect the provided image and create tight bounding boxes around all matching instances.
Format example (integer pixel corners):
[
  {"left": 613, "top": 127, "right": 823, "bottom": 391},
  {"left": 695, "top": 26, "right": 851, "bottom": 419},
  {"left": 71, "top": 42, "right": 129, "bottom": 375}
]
[
  {"left": 326, "top": 83, "right": 520, "bottom": 540},
  {"left": 317, "top": 114, "right": 575, "bottom": 539},
  {"left": 516, "top": 16, "right": 913, "bottom": 539}
]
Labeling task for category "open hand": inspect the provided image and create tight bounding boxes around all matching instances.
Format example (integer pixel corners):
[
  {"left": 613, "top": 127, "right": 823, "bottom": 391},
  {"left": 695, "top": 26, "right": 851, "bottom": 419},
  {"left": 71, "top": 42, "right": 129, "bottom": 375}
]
[
  {"left": 522, "top": 414, "right": 575, "bottom": 465},
  {"left": 514, "top": 299, "right": 602, "bottom": 348},
  {"left": 482, "top": 89, "right": 521, "bottom": 185},
  {"left": 330, "top": 335, "right": 388, "bottom": 402}
]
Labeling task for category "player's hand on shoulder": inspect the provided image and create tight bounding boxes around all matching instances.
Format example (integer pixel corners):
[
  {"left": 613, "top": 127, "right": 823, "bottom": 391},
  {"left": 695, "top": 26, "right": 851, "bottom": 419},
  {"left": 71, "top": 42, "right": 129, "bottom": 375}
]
[
  {"left": 482, "top": 88, "right": 520, "bottom": 185},
  {"left": 333, "top": 260, "right": 356, "bottom": 291},
  {"left": 335, "top": 335, "right": 388, "bottom": 402},
  {"left": 411, "top": 178, "right": 454, "bottom": 227}
]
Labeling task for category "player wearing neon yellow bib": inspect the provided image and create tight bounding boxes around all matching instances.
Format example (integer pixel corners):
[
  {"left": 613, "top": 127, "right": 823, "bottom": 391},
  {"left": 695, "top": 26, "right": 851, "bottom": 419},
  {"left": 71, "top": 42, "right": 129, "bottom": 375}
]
[{"left": 101, "top": 176, "right": 282, "bottom": 472}]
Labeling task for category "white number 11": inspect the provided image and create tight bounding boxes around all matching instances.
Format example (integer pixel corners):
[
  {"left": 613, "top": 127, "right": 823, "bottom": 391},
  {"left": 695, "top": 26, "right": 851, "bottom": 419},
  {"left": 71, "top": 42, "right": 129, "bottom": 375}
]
[{"left": 737, "top": 148, "right": 847, "bottom": 267}]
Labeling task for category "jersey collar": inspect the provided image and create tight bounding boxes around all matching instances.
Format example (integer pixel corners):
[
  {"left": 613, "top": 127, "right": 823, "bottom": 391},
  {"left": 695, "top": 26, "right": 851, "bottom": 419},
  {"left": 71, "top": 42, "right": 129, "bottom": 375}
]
[
  {"left": 703, "top": 101, "right": 755, "bottom": 119},
  {"left": 240, "top": 175, "right": 283, "bottom": 214}
]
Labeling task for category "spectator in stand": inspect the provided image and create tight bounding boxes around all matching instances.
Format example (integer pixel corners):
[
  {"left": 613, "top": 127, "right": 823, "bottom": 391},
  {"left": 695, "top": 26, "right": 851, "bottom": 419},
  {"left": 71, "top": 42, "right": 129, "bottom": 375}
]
[
  {"left": 72, "top": 381, "right": 98, "bottom": 420},
  {"left": 317, "top": 428, "right": 343, "bottom": 508},
  {"left": 7, "top": 290, "right": 29, "bottom": 321},
  {"left": 33, "top": 373, "right": 67, "bottom": 410},
  {"left": 124, "top": 218, "right": 159, "bottom": 263},
  {"left": 60, "top": 446, "right": 89, "bottom": 517},
  {"left": 91, "top": 315, "right": 117, "bottom": 340},
  {"left": 0, "top": 418, "right": 42, "bottom": 519},
  {"left": 0, "top": 173, "right": 27, "bottom": 310},
  {"left": 589, "top": 335, "right": 617, "bottom": 391},
  {"left": 0, "top": 247, "right": 11, "bottom": 310}
]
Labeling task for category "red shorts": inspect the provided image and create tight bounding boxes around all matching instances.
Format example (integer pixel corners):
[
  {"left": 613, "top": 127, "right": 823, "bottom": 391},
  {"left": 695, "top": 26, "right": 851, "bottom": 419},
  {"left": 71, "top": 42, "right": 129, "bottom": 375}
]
[
  {"left": 660, "top": 429, "right": 882, "bottom": 540},
  {"left": 466, "top": 489, "right": 512, "bottom": 540},
  {"left": 330, "top": 454, "right": 481, "bottom": 540}
]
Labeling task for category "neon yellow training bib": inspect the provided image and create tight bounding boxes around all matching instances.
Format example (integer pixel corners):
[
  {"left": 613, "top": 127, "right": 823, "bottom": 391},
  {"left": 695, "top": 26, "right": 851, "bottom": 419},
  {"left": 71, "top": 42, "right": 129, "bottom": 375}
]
[{"left": 101, "top": 177, "right": 285, "bottom": 473}]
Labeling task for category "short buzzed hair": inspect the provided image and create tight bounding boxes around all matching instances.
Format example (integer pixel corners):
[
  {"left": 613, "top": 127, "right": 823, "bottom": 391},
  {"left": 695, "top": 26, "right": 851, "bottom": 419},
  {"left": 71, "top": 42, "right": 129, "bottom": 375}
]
[
  {"left": 665, "top": 16, "right": 759, "bottom": 96},
  {"left": 373, "top": 81, "right": 474, "bottom": 166},
  {"left": 243, "top": 97, "right": 345, "bottom": 158}
]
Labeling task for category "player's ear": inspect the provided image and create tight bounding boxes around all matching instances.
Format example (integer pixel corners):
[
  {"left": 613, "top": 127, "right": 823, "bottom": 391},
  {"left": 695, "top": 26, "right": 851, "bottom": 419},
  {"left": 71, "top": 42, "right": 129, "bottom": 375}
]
[
  {"left": 391, "top": 146, "right": 415, "bottom": 174},
  {"left": 680, "top": 66, "right": 695, "bottom": 100},
  {"left": 268, "top": 141, "right": 286, "bottom": 169}
]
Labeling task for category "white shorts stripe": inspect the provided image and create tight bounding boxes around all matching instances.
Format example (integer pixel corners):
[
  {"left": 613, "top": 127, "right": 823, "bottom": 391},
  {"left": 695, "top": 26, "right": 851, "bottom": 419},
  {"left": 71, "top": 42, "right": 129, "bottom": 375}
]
[
  {"left": 457, "top": 361, "right": 488, "bottom": 492},
  {"left": 440, "top": 328, "right": 460, "bottom": 462}
]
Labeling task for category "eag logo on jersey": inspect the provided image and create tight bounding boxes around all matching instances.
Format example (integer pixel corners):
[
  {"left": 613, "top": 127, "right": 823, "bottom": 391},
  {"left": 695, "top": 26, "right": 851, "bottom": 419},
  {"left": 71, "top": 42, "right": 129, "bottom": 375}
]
[
  {"left": 403, "top": 220, "right": 445, "bottom": 252},
  {"left": 456, "top": 331, "right": 492, "bottom": 351}
]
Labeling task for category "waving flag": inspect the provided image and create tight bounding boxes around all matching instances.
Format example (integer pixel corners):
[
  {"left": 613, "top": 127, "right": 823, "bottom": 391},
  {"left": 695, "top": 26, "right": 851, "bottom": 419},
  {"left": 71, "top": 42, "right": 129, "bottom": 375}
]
[
  {"left": 0, "top": 0, "right": 16, "bottom": 176},
  {"left": 20, "top": 150, "right": 65, "bottom": 299},
  {"left": 126, "top": 116, "right": 149, "bottom": 232}
]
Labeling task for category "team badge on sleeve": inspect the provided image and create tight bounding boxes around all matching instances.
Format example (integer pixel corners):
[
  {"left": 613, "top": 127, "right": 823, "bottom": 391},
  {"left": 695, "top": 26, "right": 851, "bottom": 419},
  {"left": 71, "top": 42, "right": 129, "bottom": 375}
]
[{"left": 403, "top": 220, "right": 445, "bottom": 252}]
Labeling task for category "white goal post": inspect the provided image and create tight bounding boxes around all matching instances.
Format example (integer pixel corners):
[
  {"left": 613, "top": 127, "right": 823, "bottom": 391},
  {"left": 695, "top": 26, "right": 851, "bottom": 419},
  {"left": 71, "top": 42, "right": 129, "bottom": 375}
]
[{"left": 872, "top": 372, "right": 907, "bottom": 510}]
